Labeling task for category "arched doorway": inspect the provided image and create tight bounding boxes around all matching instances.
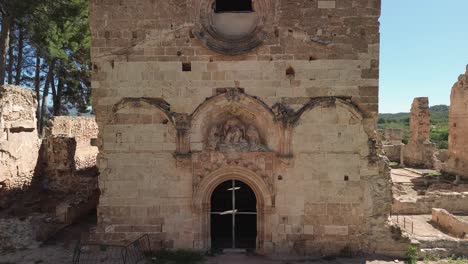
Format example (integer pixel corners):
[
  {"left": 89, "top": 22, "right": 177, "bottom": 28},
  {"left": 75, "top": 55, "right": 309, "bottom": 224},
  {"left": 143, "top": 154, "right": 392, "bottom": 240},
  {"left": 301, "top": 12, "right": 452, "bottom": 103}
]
[{"left": 210, "top": 179, "right": 257, "bottom": 249}]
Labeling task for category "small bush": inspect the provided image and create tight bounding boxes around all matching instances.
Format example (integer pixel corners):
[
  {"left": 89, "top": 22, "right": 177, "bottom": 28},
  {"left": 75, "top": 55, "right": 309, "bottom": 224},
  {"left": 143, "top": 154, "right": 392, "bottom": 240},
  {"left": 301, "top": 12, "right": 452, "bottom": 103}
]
[
  {"left": 448, "top": 255, "right": 468, "bottom": 264},
  {"left": 428, "top": 171, "right": 442, "bottom": 177},
  {"left": 438, "top": 141, "right": 448, "bottom": 150},
  {"left": 423, "top": 253, "right": 440, "bottom": 263},
  {"left": 405, "top": 245, "right": 418, "bottom": 264}
]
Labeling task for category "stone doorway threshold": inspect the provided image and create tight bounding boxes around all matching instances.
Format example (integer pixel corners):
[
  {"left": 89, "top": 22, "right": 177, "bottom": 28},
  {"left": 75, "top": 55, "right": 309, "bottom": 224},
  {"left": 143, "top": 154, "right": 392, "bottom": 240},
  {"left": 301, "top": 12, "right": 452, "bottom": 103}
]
[
  {"left": 205, "top": 254, "right": 402, "bottom": 264},
  {"left": 222, "top": 248, "right": 247, "bottom": 254}
]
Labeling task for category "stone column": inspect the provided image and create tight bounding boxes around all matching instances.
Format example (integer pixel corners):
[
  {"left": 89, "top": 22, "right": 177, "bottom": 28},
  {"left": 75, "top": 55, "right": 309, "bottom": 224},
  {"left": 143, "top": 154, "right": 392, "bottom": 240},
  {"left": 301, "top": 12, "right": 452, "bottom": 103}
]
[{"left": 403, "top": 97, "right": 436, "bottom": 168}]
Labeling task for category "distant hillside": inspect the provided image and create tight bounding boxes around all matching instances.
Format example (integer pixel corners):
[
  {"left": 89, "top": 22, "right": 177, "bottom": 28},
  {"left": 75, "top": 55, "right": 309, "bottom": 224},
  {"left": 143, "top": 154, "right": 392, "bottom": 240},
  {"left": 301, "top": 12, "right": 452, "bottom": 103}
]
[
  {"left": 430, "top": 104, "right": 449, "bottom": 112},
  {"left": 378, "top": 105, "right": 449, "bottom": 149}
]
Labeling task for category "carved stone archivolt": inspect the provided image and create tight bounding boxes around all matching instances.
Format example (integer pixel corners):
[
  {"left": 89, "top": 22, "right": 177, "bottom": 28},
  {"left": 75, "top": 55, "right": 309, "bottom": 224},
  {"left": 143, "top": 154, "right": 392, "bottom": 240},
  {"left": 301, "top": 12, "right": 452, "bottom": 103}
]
[{"left": 192, "top": 152, "right": 275, "bottom": 194}]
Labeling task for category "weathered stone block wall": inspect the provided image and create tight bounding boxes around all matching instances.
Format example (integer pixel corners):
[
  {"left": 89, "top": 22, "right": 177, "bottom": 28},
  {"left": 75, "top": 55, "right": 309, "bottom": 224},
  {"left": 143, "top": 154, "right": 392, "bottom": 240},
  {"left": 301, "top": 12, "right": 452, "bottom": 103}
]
[
  {"left": 393, "top": 192, "right": 468, "bottom": 215},
  {"left": 0, "top": 85, "right": 40, "bottom": 198},
  {"left": 446, "top": 66, "right": 468, "bottom": 179},
  {"left": 403, "top": 97, "right": 436, "bottom": 168},
  {"left": 43, "top": 117, "right": 99, "bottom": 193},
  {"left": 383, "top": 145, "right": 402, "bottom": 163},
  {"left": 383, "top": 128, "right": 403, "bottom": 145},
  {"left": 432, "top": 208, "right": 468, "bottom": 239},
  {"left": 90, "top": 0, "right": 404, "bottom": 256}
]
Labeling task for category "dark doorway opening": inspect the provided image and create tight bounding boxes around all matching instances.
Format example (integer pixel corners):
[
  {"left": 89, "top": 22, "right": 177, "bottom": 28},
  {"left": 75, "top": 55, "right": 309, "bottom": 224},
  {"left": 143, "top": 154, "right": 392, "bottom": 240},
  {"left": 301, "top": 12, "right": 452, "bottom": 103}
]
[
  {"left": 215, "top": 0, "right": 253, "bottom": 13},
  {"left": 211, "top": 180, "right": 257, "bottom": 250}
]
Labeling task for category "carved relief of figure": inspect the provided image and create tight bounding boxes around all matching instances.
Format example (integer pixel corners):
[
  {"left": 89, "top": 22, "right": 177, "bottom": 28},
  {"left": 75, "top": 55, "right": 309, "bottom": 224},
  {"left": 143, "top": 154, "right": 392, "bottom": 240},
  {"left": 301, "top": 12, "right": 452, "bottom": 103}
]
[
  {"left": 246, "top": 125, "right": 260, "bottom": 145},
  {"left": 223, "top": 119, "right": 245, "bottom": 138},
  {"left": 207, "top": 126, "right": 220, "bottom": 151},
  {"left": 224, "top": 125, "right": 244, "bottom": 144},
  {"left": 206, "top": 117, "right": 267, "bottom": 152}
]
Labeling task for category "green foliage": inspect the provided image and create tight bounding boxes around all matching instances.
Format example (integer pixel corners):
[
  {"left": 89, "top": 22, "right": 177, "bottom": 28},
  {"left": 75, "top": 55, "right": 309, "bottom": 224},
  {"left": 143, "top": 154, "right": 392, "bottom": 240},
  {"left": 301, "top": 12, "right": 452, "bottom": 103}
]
[
  {"left": 447, "top": 255, "right": 468, "bottom": 264},
  {"left": 430, "top": 104, "right": 449, "bottom": 112},
  {"left": 405, "top": 245, "right": 418, "bottom": 264},
  {"left": 150, "top": 250, "right": 205, "bottom": 264},
  {"left": 428, "top": 171, "right": 442, "bottom": 177},
  {"left": 423, "top": 253, "right": 441, "bottom": 263},
  {"left": 2, "top": 0, "right": 91, "bottom": 117}
]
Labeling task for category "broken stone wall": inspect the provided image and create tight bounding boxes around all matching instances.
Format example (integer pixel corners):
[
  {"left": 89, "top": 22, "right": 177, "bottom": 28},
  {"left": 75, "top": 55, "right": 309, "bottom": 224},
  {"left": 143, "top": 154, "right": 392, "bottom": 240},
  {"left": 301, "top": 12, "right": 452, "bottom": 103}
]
[
  {"left": 0, "top": 85, "right": 40, "bottom": 206},
  {"left": 446, "top": 66, "right": 468, "bottom": 179},
  {"left": 393, "top": 192, "right": 468, "bottom": 215},
  {"left": 432, "top": 208, "right": 468, "bottom": 239},
  {"left": 403, "top": 97, "right": 436, "bottom": 168},
  {"left": 383, "top": 145, "right": 402, "bottom": 162},
  {"left": 41, "top": 116, "right": 100, "bottom": 227},
  {"left": 43, "top": 116, "right": 99, "bottom": 193},
  {"left": 383, "top": 128, "right": 403, "bottom": 145}
]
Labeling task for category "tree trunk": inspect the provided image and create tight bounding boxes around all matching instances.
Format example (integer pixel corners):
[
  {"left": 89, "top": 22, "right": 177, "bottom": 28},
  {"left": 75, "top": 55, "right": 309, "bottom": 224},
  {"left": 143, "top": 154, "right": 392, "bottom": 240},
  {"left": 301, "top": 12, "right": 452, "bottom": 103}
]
[
  {"left": 34, "top": 52, "right": 41, "bottom": 129},
  {"left": 0, "top": 15, "right": 13, "bottom": 85},
  {"left": 54, "top": 72, "right": 63, "bottom": 116},
  {"left": 14, "top": 27, "right": 23, "bottom": 85},
  {"left": 50, "top": 71, "right": 57, "bottom": 116},
  {"left": 39, "top": 59, "right": 56, "bottom": 135},
  {"left": 7, "top": 28, "right": 14, "bottom": 84}
]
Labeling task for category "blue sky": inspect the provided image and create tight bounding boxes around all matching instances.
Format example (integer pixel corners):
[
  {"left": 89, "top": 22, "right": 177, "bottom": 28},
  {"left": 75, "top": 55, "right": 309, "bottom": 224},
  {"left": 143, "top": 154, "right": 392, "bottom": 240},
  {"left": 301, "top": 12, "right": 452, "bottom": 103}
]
[{"left": 380, "top": 0, "right": 468, "bottom": 113}]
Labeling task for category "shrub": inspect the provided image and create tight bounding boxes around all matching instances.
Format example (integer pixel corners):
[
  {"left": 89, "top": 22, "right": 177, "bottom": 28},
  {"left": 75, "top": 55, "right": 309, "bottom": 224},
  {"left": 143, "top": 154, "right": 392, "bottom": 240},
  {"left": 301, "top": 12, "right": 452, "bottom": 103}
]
[{"left": 405, "top": 245, "right": 418, "bottom": 264}]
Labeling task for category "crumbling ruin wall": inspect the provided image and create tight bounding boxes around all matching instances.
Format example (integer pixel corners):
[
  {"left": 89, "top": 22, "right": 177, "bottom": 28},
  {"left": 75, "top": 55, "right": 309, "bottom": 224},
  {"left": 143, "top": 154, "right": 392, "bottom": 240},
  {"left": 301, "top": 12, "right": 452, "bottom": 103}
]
[
  {"left": 379, "top": 128, "right": 403, "bottom": 163},
  {"left": 383, "top": 128, "right": 403, "bottom": 145},
  {"left": 432, "top": 208, "right": 468, "bottom": 239},
  {"left": 0, "top": 85, "right": 40, "bottom": 205},
  {"left": 446, "top": 66, "right": 468, "bottom": 179},
  {"left": 393, "top": 191, "right": 468, "bottom": 215},
  {"left": 403, "top": 97, "right": 436, "bottom": 168},
  {"left": 383, "top": 145, "right": 402, "bottom": 162},
  {"left": 43, "top": 116, "right": 99, "bottom": 193},
  {"left": 41, "top": 117, "right": 100, "bottom": 227}
]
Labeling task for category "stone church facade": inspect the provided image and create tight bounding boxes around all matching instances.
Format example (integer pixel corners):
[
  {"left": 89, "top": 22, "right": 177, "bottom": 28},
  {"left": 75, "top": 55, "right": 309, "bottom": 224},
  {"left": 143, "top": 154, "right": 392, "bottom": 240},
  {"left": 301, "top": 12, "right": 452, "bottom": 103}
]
[{"left": 90, "top": 0, "right": 401, "bottom": 256}]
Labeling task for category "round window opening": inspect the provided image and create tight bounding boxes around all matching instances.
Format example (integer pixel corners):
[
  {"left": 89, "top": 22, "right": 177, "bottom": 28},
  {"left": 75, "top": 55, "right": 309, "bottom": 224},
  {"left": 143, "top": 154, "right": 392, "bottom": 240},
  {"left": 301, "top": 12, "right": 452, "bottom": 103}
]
[
  {"left": 195, "top": 0, "right": 268, "bottom": 55},
  {"left": 212, "top": 0, "right": 257, "bottom": 40}
]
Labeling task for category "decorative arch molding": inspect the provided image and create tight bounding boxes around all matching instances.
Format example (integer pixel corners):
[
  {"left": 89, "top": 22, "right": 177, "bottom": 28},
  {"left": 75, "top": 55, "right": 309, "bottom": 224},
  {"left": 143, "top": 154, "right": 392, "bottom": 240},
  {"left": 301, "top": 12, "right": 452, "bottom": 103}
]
[
  {"left": 271, "top": 97, "right": 365, "bottom": 158},
  {"left": 192, "top": 165, "right": 273, "bottom": 251},
  {"left": 111, "top": 97, "right": 174, "bottom": 125},
  {"left": 111, "top": 98, "right": 193, "bottom": 155},
  {"left": 193, "top": 165, "right": 273, "bottom": 209},
  {"left": 190, "top": 89, "right": 280, "bottom": 152},
  {"left": 191, "top": 89, "right": 275, "bottom": 121},
  {"left": 293, "top": 97, "right": 364, "bottom": 126}
]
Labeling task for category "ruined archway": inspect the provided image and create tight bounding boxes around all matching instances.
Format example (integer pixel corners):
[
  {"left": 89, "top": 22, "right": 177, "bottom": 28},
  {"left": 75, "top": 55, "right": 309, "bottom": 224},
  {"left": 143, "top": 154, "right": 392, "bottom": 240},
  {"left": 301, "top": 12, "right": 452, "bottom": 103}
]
[{"left": 193, "top": 166, "right": 272, "bottom": 251}]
